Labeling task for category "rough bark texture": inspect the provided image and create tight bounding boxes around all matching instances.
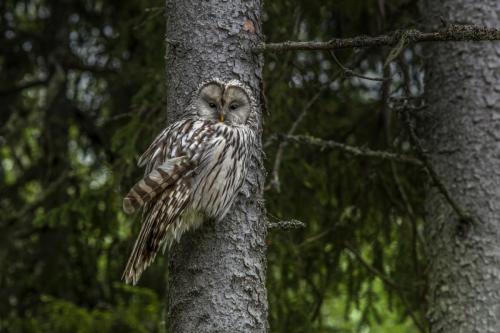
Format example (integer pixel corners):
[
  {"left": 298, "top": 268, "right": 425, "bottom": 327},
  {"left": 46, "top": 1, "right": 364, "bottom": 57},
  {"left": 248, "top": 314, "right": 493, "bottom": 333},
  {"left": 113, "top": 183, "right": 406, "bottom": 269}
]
[
  {"left": 164, "top": 1, "right": 268, "bottom": 332},
  {"left": 422, "top": 1, "right": 500, "bottom": 332}
]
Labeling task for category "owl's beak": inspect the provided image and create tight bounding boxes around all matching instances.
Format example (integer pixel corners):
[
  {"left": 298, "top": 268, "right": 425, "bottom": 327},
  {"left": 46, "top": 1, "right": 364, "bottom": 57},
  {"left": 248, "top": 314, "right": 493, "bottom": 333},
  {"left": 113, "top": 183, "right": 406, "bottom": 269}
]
[{"left": 219, "top": 113, "right": 225, "bottom": 122}]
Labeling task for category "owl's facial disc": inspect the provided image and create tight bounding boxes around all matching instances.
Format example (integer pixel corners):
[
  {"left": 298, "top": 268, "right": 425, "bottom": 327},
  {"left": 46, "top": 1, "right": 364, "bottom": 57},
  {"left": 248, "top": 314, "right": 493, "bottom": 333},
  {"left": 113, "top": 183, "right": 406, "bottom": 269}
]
[
  {"left": 196, "top": 82, "right": 224, "bottom": 121},
  {"left": 221, "top": 86, "right": 251, "bottom": 125},
  {"left": 195, "top": 81, "right": 252, "bottom": 125}
]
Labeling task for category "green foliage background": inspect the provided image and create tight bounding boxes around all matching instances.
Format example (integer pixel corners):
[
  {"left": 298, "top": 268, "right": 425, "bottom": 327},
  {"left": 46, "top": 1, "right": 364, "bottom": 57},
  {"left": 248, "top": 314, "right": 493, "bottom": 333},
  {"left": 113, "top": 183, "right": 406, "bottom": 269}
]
[{"left": 1, "top": 0, "right": 427, "bottom": 332}]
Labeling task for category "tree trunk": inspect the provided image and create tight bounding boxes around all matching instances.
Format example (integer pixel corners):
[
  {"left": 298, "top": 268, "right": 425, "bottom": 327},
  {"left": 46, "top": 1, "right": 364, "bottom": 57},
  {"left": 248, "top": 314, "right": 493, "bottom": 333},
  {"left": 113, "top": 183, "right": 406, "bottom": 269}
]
[
  {"left": 164, "top": 1, "right": 268, "bottom": 332},
  {"left": 422, "top": 1, "right": 500, "bottom": 332}
]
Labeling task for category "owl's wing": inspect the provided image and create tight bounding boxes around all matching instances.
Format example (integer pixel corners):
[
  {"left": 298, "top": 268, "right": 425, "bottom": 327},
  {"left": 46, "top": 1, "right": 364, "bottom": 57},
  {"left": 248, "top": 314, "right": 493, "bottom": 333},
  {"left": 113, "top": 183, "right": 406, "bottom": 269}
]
[
  {"left": 122, "top": 178, "right": 191, "bottom": 285},
  {"left": 137, "top": 127, "right": 170, "bottom": 168},
  {"left": 137, "top": 119, "right": 193, "bottom": 170},
  {"left": 122, "top": 119, "right": 214, "bottom": 285},
  {"left": 122, "top": 156, "right": 192, "bottom": 214}
]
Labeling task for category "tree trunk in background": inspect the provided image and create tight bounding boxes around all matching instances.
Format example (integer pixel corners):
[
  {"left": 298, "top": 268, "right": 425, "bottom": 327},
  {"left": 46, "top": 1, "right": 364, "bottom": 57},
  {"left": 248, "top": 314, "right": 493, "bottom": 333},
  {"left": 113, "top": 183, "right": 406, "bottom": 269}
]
[
  {"left": 164, "top": 1, "right": 268, "bottom": 332},
  {"left": 422, "top": 1, "right": 500, "bottom": 332}
]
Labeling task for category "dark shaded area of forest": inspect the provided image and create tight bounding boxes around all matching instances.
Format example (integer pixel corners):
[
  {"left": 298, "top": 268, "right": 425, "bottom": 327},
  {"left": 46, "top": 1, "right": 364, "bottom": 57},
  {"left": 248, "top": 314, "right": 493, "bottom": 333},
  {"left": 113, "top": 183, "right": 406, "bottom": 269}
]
[{"left": 1, "top": 0, "right": 427, "bottom": 332}]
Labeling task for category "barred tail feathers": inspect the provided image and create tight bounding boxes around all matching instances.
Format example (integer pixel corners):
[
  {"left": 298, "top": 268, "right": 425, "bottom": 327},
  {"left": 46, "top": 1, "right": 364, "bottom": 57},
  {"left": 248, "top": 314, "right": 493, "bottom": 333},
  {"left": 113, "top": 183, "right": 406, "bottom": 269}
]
[{"left": 122, "top": 180, "right": 191, "bottom": 285}]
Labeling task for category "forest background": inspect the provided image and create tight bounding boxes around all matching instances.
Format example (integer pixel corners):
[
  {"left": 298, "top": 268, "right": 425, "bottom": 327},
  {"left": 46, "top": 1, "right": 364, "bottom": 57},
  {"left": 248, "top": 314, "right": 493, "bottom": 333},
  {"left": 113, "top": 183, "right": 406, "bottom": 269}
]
[{"left": 0, "top": 0, "right": 486, "bottom": 332}]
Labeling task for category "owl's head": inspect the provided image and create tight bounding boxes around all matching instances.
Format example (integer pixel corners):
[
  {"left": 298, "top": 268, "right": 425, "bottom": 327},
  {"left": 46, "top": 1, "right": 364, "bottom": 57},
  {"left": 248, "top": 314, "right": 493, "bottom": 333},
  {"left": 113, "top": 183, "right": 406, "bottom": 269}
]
[{"left": 194, "top": 79, "right": 253, "bottom": 126}]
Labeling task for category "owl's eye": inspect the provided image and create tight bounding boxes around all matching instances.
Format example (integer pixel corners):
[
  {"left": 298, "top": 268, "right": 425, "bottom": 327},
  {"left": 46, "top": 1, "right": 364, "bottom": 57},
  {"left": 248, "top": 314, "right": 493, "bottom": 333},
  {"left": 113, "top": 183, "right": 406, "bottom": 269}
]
[
  {"left": 208, "top": 102, "right": 216, "bottom": 109},
  {"left": 229, "top": 103, "right": 239, "bottom": 111}
]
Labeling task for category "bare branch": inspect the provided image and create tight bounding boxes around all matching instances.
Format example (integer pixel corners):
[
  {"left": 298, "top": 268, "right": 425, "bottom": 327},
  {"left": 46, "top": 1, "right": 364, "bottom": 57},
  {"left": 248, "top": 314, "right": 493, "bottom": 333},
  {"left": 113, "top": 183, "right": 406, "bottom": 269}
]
[
  {"left": 255, "top": 25, "right": 500, "bottom": 52},
  {"left": 266, "top": 88, "right": 325, "bottom": 192},
  {"left": 282, "top": 134, "right": 423, "bottom": 166},
  {"left": 329, "top": 51, "right": 388, "bottom": 82},
  {"left": 268, "top": 219, "right": 306, "bottom": 230},
  {"left": 265, "top": 52, "right": 373, "bottom": 191}
]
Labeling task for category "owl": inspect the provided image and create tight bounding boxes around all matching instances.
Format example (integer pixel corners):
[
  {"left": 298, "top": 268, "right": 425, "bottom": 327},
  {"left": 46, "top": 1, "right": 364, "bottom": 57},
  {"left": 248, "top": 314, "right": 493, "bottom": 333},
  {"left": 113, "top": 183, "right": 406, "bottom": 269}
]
[{"left": 122, "top": 79, "right": 257, "bottom": 285}]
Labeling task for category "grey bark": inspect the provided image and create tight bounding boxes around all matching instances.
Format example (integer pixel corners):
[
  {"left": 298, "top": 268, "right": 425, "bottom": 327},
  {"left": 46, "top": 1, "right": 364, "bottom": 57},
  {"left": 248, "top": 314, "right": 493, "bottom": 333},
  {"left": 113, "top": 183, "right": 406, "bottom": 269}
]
[
  {"left": 164, "top": 1, "right": 268, "bottom": 332},
  {"left": 422, "top": 1, "right": 500, "bottom": 332}
]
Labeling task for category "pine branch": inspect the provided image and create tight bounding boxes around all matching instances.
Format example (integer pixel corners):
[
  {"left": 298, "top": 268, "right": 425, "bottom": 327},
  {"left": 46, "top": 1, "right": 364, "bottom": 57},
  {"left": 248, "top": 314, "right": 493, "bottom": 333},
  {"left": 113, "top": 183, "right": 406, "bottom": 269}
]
[
  {"left": 344, "top": 244, "right": 427, "bottom": 333},
  {"left": 268, "top": 219, "right": 306, "bottom": 230},
  {"left": 282, "top": 134, "right": 423, "bottom": 166},
  {"left": 266, "top": 88, "right": 325, "bottom": 192},
  {"left": 265, "top": 50, "right": 384, "bottom": 192},
  {"left": 255, "top": 25, "right": 500, "bottom": 52},
  {"left": 0, "top": 78, "right": 49, "bottom": 97}
]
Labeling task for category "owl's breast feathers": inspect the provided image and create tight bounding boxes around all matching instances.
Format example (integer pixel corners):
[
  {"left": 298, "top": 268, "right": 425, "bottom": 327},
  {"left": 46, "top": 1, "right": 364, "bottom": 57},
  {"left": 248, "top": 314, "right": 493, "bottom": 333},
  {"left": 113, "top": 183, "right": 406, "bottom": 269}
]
[{"left": 189, "top": 121, "right": 253, "bottom": 220}]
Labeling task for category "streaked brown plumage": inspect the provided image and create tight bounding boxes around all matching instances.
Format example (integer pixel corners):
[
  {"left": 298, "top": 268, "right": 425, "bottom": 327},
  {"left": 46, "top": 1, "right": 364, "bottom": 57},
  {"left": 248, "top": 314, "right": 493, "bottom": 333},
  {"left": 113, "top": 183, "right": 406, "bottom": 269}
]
[
  {"left": 122, "top": 79, "right": 256, "bottom": 285},
  {"left": 123, "top": 156, "right": 192, "bottom": 214}
]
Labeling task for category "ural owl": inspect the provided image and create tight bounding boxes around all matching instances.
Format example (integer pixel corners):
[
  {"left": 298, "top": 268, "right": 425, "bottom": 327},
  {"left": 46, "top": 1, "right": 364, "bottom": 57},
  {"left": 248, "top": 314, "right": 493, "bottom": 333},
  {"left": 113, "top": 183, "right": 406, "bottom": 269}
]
[{"left": 122, "top": 79, "right": 256, "bottom": 285}]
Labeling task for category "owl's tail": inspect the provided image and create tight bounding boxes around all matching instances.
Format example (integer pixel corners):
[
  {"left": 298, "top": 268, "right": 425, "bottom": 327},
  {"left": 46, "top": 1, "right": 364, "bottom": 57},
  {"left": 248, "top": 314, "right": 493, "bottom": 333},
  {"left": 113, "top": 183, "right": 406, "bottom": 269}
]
[{"left": 122, "top": 180, "right": 191, "bottom": 285}]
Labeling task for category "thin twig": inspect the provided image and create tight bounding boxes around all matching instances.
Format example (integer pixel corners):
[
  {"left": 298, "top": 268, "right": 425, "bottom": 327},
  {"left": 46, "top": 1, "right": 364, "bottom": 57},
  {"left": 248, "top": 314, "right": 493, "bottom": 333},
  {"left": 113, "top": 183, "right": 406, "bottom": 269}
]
[
  {"left": 255, "top": 25, "right": 500, "bottom": 52},
  {"left": 104, "top": 112, "right": 135, "bottom": 123},
  {"left": 266, "top": 88, "right": 326, "bottom": 192},
  {"left": 299, "top": 226, "right": 338, "bottom": 247},
  {"left": 329, "top": 51, "right": 388, "bottom": 82},
  {"left": 282, "top": 134, "right": 423, "bottom": 166},
  {"left": 344, "top": 244, "right": 401, "bottom": 291},
  {"left": 393, "top": 55, "right": 428, "bottom": 257},
  {"left": 265, "top": 50, "right": 380, "bottom": 191}
]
